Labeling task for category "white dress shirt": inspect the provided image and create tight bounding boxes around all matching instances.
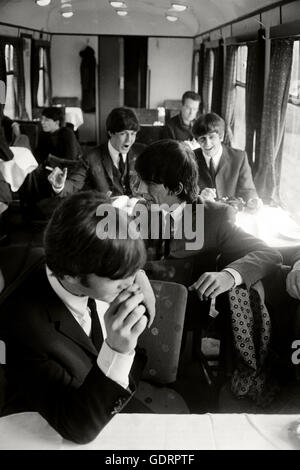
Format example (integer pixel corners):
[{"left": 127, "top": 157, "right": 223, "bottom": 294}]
[
  {"left": 46, "top": 267, "right": 134, "bottom": 390},
  {"left": 202, "top": 144, "right": 223, "bottom": 173},
  {"left": 108, "top": 140, "right": 127, "bottom": 169}
]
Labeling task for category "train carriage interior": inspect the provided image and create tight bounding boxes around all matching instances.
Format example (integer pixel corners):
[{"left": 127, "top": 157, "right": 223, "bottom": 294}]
[{"left": 1, "top": 0, "right": 300, "bottom": 449}]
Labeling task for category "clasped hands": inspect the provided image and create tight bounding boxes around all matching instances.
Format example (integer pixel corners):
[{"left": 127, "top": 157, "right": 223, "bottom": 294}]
[
  {"left": 189, "top": 271, "right": 235, "bottom": 301},
  {"left": 104, "top": 270, "right": 156, "bottom": 355}
]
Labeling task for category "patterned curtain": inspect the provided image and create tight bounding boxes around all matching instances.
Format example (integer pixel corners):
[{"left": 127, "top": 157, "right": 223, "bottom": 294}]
[
  {"left": 254, "top": 39, "right": 294, "bottom": 203},
  {"left": 202, "top": 49, "right": 214, "bottom": 113},
  {"left": 245, "top": 31, "right": 265, "bottom": 173},
  {"left": 221, "top": 45, "right": 238, "bottom": 146},
  {"left": 211, "top": 39, "right": 224, "bottom": 115},
  {"left": 13, "top": 38, "right": 28, "bottom": 119}
]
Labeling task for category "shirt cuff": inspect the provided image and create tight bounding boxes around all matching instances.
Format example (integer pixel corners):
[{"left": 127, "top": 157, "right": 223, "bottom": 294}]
[
  {"left": 222, "top": 268, "right": 243, "bottom": 287},
  {"left": 97, "top": 340, "right": 135, "bottom": 390},
  {"left": 293, "top": 260, "right": 300, "bottom": 271}
]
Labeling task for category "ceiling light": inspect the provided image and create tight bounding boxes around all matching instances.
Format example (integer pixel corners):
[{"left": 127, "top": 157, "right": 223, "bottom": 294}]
[
  {"left": 110, "top": 1, "right": 126, "bottom": 7},
  {"left": 171, "top": 3, "right": 187, "bottom": 11},
  {"left": 117, "top": 10, "right": 128, "bottom": 16},
  {"left": 35, "top": 0, "right": 51, "bottom": 6},
  {"left": 166, "top": 15, "right": 178, "bottom": 22},
  {"left": 61, "top": 3, "right": 74, "bottom": 18}
]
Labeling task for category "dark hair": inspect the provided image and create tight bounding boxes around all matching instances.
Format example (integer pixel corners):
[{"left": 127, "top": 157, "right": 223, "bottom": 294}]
[
  {"left": 42, "top": 107, "right": 64, "bottom": 127},
  {"left": 106, "top": 107, "right": 140, "bottom": 134},
  {"left": 44, "top": 191, "right": 146, "bottom": 281},
  {"left": 135, "top": 139, "right": 199, "bottom": 203},
  {"left": 182, "top": 91, "right": 201, "bottom": 105},
  {"left": 192, "top": 112, "right": 225, "bottom": 138}
]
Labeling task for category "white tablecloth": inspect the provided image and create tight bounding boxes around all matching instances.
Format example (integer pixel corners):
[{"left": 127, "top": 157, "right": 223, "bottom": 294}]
[
  {"left": 236, "top": 206, "right": 300, "bottom": 247},
  {"left": 0, "top": 412, "right": 300, "bottom": 450},
  {"left": 0, "top": 146, "right": 38, "bottom": 192}
]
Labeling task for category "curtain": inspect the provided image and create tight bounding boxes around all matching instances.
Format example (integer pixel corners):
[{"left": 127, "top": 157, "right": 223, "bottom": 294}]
[
  {"left": 44, "top": 42, "right": 52, "bottom": 106},
  {"left": 202, "top": 49, "right": 214, "bottom": 113},
  {"left": 245, "top": 31, "right": 265, "bottom": 173},
  {"left": 211, "top": 40, "right": 224, "bottom": 115},
  {"left": 254, "top": 39, "right": 294, "bottom": 203},
  {"left": 31, "top": 39, "right": 52, "bottom": 110},
  {"left": 13, "top": 39, "right": 28, "bottom": 119},
  {"left": 0, "top": 40, "right": 6, "bottom": 120},
  {"left": 221, "top": 45, "right": 238, "bottom": 146}
]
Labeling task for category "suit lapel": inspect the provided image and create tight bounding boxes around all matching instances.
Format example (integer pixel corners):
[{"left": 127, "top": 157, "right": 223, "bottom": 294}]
[
  {"left": 41, "top": 270, "right": 98, "bottom": 357},
  {"left": 101, "top": 144, "right": 115, "bottom": 184},
  {"left": 215, "top": 145, "right": 230, "bottom": 197}
]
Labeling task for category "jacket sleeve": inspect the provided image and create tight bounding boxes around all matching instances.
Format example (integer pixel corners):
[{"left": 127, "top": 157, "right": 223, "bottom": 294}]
[{"left": 235, "top": 151, "right": 258, "bottom": 202}]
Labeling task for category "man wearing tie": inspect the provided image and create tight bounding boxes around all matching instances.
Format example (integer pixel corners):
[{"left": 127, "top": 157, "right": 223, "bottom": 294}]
[
  {"left": 192, "top": 113, "right": 261, "bottom": 209},
  {"left": 83, "top": 107, "right": 144, "bottom": 197},
  {"left": 2, "top": 191, "right": 155, "bottom": 444}
]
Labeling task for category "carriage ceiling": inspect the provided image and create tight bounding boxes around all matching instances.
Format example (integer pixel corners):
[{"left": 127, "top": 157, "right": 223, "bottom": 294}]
[{"left": 0, "top": 0, "right": 294, "bottom": 37}]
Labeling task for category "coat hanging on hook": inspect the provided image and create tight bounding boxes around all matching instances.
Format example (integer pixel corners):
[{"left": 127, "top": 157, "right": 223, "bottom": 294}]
[{"left": 79, "top": 45, "right": 96, "bottom": 113}]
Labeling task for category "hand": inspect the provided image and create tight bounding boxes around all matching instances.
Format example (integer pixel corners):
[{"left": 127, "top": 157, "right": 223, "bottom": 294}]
[
  {"left": 47, "top": 166, "right": 68, "bottom": 191},
  {"left": 189, "top": 271, "right": 235, "bottom": 301},
  {"left": 200, "top": 188, "right": 217, "bottom": 201},
  {"left": 134, "top": 270, "right": 156, "bottom": 327},
  {"left": 246, "top": 197, "right": 263, "bottom": 212},
  {"left": 286, "top": 269, "right": 300, "bottom": 300},
  {"left": 104, "top": 284, "right": 148, "bottom": 354}
]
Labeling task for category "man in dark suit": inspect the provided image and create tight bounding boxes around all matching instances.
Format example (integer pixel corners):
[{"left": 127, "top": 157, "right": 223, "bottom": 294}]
[
  {"left": 1, "top": 191, "right": 155, "bottom": 444},
  {"left": 286, "top": 248, "right": 300, "bottom": 300},
  {"left": 163, "top": 91, "right": 201, "bottom": 142},
  {"left": 192, "top": 113, "right": 261, "bottom": 208},
  {"left": 135, "top": 139, "right": 281, "bottom": 301},
  {"left": 83, "top": 107, "right": 144, "bottom": 197}
]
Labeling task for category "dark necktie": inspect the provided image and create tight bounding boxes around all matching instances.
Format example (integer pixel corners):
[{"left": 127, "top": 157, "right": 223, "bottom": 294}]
[
  {"left": 118, "top": 153, "right": 126, "bottom": 178},
  {"left": 209, "top": 157, "right": 216, "bottom": 186},
  {"left": 87, "top": 298, "right": 103, "bottom": 352}
]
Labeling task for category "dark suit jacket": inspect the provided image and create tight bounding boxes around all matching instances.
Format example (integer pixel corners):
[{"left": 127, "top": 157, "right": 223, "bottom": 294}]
[
  {"left": 83, "top": 142, "right": 145, "bottom": 197},
  {"left": 194, "top": 145, "right": 258, "bottom": 202},
  {"left": 163, "top": 114, "right": 194, "bottom": 141},
  {"left": 145, "top": 198, "right": 282, "bottom": 290},
  {"left": 2, "top": 266, "right": 146, "bottom": 444}
]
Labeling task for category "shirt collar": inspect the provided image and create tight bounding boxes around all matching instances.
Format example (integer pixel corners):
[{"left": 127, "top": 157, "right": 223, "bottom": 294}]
[
  {"left": 108, "top": 140, "right": 126, "bottom": 169},
  {"left": 46, "top": 265, "right": 88, "bottom": 321},
  {"left": 202, "top": 144, "right": 223, "bottom": 170}
]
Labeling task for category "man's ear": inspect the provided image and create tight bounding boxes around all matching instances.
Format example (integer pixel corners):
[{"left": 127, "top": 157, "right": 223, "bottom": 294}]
[
  {"left": 61, "top": 274, "right": 79, "bottom": 285},
  {"left": 220, "top": 131, "right": 225, "bottom": 142},
  {"left": 174, "top": 182, "right": 184, "bottom": 196}
]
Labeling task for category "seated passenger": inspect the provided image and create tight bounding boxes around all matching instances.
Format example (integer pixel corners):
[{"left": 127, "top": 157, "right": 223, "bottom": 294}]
[
  {"left": 192, "top": 113, "right": 261, "bottom": 208},
  {"left": 135, "top": 139, "right": 281, "bottom": 291},
  {"left": 83, "top": 107, "right": 144, "bottom": 197},
  {"left": 163, "top": 91, "right": 201, "bottom": 142},
  {"left": 2, "top": 191, "right": 155, "bottom": 444},
  {"left": 36, "top": 107, "right": 82, "bottom": 163}
]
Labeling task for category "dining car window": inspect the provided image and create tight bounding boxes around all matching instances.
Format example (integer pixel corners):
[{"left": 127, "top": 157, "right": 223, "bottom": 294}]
[
  {"left": 3, "top": 43, "right": 16, "bottom": 119},
  {"left": 232, "top": 45, "right": 248, "bottom": 150},
  {"left": 280, "top": 40, "right": 300, "bottom": 222}
]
